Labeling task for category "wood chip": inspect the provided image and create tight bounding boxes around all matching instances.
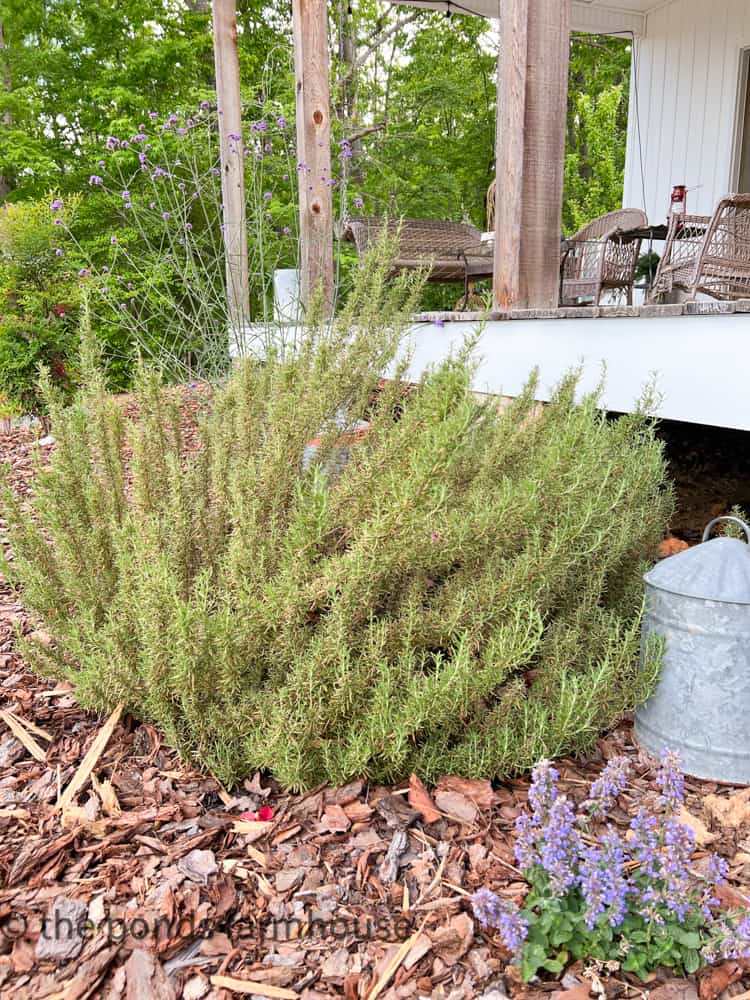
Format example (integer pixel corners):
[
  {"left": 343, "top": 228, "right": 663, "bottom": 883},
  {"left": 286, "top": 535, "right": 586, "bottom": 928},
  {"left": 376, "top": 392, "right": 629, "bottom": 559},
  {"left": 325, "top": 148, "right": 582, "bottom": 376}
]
[
  {"left": 56, "top": 703, "right": 123, "bottom": 812},
  {"left": 0, "top": 708, "right": 47, "bottom": 761},
  {"left": 365, "top": 920, "right": 426, "bottom": 1000},
  {"left": 209, "top": 975, "right": 299, "bottom": 997}
]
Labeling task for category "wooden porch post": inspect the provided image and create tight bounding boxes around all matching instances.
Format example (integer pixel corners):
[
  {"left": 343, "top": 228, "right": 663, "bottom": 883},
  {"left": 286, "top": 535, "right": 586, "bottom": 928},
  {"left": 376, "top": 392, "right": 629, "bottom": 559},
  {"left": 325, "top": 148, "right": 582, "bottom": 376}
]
[
  {"left": 292, "top": 0, "right": 334, "bottom": 315},
  {"left": 212, "top": 0, "right": 251, "bottom": 342},
  {"left": 520, "top": 0, "right": 570, "bottom": 308},
  {"left": 493, "top": 0, "right": 570, "bottom": 310},
  {"left": 493, "top": 0, "right": 528, "bottom": 309}
]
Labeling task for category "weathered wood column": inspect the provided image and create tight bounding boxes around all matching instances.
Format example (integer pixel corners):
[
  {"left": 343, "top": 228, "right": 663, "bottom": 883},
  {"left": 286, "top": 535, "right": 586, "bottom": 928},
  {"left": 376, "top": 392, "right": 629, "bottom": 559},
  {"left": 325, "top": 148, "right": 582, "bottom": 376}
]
[
  {"left": 493, "top": 0, "right": 570, "bottom": 311},
  {"left": 292, "top": 0, "right": 334, "bottom": 315},
  {"left": 212, "top": 0, "right": 251, "bottom": 340},
  {"left": 493, "top": 0, "right": 528, "bottom": 309}
]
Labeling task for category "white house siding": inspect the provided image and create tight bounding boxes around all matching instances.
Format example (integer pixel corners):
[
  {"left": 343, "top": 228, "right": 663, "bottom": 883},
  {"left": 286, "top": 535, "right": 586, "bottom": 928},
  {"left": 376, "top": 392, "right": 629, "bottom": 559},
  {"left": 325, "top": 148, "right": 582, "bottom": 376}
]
[{"left": 624, "top": 0, "right": 750, "bottom": 222}]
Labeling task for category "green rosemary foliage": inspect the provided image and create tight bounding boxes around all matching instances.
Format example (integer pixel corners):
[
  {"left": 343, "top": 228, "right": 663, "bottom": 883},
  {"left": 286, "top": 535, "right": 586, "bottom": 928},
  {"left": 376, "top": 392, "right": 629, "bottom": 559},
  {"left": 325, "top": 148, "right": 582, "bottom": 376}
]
[{"left": 2, "top": 253, "right": 673, "bottom": 789}]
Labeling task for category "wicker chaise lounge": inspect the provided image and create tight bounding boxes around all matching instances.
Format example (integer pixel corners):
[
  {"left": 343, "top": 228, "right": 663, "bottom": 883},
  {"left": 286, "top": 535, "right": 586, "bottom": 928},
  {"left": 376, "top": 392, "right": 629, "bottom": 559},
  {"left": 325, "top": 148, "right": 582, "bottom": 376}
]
[
  {"left": 650, "top": 194, "right": 750, "bottom": 301},
  {"left": 340, "top": 216, "right": 486, "bottom": 283}
]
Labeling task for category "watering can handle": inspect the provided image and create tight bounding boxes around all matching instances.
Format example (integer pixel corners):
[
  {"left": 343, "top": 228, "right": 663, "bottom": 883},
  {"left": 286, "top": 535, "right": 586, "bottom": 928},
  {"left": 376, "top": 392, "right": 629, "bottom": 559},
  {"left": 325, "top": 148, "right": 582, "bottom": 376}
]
[{"left": 702, "top": 516, "right": 750, "bottom": 544}]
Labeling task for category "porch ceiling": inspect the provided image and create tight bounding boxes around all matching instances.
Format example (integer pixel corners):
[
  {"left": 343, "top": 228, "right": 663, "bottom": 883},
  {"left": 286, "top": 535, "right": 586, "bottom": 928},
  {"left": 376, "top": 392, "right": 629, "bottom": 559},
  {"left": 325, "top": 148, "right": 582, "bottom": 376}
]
[{"left": 388, "top": 0, "right": 651, "bottom": 36}]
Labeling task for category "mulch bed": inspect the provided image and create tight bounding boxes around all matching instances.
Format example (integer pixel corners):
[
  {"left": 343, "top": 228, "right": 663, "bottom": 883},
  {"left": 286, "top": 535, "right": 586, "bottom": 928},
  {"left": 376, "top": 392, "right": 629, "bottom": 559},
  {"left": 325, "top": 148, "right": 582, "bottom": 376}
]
[{"left": 1, "top": 417, "right": 750, "bottom": 1000}]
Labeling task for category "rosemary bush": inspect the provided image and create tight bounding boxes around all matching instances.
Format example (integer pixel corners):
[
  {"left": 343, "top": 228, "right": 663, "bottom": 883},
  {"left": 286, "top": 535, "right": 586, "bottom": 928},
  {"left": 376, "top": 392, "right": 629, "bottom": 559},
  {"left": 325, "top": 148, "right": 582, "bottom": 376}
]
[
  {"left": 2, "top": 255, "right": 673, "bottom": 789},
  {"left": 472, "top": 753, "right": 750, "bottom": 981}
]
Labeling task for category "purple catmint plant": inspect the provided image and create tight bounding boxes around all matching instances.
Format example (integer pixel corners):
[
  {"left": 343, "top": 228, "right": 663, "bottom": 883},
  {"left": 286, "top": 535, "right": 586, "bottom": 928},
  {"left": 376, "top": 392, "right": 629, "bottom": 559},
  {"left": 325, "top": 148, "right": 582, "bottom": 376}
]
[{"left": 474, "top": 749, "right": 750, "bottom": 980}]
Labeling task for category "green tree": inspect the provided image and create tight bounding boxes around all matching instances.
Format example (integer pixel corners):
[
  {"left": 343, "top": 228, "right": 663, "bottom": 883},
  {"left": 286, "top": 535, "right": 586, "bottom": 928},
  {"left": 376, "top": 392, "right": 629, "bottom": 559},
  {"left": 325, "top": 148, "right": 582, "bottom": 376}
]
[
  {"left": 0, "top": 0, "right": 289, "bottom": 201},
  {"left": 564, "top": 34, "right": 632, "bottom": 232}
]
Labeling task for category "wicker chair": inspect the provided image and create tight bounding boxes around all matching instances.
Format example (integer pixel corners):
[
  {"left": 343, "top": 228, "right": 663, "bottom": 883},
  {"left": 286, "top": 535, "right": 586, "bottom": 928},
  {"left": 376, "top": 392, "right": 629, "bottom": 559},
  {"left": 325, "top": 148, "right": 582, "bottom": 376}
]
[
  {"left": 340, "top": 216, "right": 484, "bottom": 283},
  {"left": 650, "top": 195, "right": 750, "bottom": 301},
  {"left": 560, "top": 208, "right": 648, "bottom": 306}
]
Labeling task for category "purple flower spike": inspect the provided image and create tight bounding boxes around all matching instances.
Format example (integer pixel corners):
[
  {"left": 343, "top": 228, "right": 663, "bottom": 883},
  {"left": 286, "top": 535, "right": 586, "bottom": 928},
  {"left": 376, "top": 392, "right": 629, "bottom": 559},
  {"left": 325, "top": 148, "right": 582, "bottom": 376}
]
[
  {"left": 263, "top": 191, "right": 272, "bottom": 200},
  {"left": 50, "top": 198, "right": 63, "bottom": 212},
  {"left": 149, "top": 111, "right": 159, "bottom": 119},
  {"left": 54, "top": 248, "right": 64, "bottom": 257},
  {"left": 162, "top": 212, "right": 171, "bottom": 220},
  {"left": 354, "top": 196, "right": 364, "bottom": 209},
  {"left": 89, "top": 175, "right": 104, "bottom": 186},
  {"left": 579, "top": 827, "right": 629, "bottom": 929},
  {"left": 656, "top": 749, "right": 685, "bottom": 811},
  {"left": 471, "top": 889, "right": 528, "bottom": 953},
  {"left": 277, "top": 116, "right": 287, "bottom": 129},
  {"left": 585, "top": 756, "right": 629, "bottom": 819},
  {"left": 282, "top": 226, "right": 291, "bottom": 235},
  {"left": 110, "top": 236, "right": 118, "bottom": 245}
]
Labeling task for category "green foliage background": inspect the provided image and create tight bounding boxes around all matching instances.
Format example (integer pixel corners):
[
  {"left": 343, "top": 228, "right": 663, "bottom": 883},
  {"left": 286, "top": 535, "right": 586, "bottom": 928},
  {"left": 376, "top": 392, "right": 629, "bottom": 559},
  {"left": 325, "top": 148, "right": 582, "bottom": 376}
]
[{"left": 0, "top": 1, "right": 633, "bottom": 408}]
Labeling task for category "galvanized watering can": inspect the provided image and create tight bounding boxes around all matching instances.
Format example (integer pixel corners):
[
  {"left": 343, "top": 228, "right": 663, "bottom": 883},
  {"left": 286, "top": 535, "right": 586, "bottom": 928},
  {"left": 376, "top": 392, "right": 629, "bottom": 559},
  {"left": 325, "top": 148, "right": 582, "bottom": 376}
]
[{"left": 635, "top": 516, "right": 750, "bottom": 784}]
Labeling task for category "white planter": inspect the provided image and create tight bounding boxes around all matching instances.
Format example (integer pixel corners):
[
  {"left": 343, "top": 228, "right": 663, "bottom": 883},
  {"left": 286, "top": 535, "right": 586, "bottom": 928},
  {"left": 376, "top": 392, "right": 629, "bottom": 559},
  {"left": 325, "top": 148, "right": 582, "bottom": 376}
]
[{"left": 273, "top": 268, "right": 301, "bottom": 325}]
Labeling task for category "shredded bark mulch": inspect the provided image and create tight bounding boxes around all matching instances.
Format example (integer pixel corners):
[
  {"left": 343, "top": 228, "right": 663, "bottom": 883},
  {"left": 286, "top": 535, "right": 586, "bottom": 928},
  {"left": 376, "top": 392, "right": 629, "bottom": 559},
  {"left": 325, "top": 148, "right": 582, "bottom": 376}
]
[{"left": 1, "top": 419, "right": 750, "bottom": 1000}]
